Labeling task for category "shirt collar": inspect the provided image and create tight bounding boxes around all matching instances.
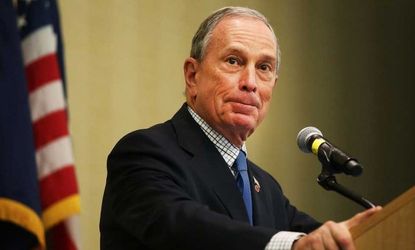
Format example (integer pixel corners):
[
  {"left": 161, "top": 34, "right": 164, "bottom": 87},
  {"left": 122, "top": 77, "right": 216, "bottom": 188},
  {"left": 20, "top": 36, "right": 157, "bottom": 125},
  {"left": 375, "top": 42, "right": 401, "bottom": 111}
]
[{"left": 187, "top": 106, "right": 247, "bottom": 167}]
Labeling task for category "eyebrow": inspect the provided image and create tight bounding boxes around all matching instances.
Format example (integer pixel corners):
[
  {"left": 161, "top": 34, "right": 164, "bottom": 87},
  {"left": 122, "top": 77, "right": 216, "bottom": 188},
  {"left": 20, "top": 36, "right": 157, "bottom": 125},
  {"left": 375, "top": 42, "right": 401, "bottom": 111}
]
[{"left": 223, "top": 46, "right": 277, "bottom": 63}]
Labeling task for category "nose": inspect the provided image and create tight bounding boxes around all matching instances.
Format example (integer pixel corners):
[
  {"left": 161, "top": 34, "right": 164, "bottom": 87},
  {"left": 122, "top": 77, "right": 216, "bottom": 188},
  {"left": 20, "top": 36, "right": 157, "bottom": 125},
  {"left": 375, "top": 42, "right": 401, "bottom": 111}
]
[{"left": 240, "top": 65, "right": 257, "bottom": 92}]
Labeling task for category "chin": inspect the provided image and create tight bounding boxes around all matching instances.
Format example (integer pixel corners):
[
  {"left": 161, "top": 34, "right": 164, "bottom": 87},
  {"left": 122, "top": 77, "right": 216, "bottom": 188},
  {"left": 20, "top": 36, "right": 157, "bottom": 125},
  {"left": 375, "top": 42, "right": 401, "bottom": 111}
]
[{"left": 231, "top": 116, "right": 257, "bottom": 131}]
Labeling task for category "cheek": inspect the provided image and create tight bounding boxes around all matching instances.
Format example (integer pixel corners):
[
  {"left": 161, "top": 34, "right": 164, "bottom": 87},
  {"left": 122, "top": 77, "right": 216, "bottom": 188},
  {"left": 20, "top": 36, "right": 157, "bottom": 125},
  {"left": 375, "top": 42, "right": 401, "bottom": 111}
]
[
  {"left": 258, "top": 87, "right": 274, "bottom": 115},
  {"left": 195, "top": 81, "right": 223, "bottom": 113},
  {"left": 260, "top": 85, "right": 274, "bottom": 105}
]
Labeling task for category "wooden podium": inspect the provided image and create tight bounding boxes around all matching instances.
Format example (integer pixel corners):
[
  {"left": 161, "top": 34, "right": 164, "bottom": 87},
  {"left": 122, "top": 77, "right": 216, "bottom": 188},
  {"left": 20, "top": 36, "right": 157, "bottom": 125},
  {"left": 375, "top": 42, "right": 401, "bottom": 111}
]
[{"left": 350, "top": 186, "right": 415, "bottom": 249}]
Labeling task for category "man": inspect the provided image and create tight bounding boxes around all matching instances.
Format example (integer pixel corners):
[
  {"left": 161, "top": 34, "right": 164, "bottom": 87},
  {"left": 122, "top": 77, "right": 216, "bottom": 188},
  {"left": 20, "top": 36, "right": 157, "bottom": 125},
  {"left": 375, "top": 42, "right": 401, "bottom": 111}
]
[{"left": 100, "top": 7, "right": 380, "bottom": 250}]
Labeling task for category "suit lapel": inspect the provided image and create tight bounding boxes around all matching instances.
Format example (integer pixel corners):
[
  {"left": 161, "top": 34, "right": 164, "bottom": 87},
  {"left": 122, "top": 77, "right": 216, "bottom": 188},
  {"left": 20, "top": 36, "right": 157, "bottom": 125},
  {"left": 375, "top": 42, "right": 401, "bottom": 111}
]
[
  {"left": 190, "top": 150, "right": 249, "bottom": 223},
  {"left": 248, "top": 162, "right": 275, "bottom": 227},
  {"left": 171, "top": 104, "right": 250, "bottom": 223}
]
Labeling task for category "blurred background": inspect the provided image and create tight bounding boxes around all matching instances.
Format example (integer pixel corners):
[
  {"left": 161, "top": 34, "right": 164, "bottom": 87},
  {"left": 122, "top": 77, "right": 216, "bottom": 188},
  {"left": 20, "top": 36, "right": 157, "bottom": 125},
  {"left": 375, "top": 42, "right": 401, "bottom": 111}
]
[{"left": 59, "top": 1, "right": 415, "bottom": 249}]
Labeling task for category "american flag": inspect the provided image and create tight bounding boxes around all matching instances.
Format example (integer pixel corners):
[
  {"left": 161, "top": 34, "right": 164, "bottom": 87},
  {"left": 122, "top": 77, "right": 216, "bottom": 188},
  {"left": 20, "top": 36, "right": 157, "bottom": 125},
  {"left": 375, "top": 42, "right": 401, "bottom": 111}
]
[{"left": 0, "top": 0, "right": 80, "bottom": 249}]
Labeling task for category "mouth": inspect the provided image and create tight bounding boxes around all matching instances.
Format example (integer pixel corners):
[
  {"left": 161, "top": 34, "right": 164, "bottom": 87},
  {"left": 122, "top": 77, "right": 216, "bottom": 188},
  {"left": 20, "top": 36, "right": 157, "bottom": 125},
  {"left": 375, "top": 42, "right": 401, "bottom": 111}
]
[
  {"left": 227, "top": 98, "right": 260, "bottom": 114},
  {"left": 227, "top": 97, "right": 260, "bottom": 109}
]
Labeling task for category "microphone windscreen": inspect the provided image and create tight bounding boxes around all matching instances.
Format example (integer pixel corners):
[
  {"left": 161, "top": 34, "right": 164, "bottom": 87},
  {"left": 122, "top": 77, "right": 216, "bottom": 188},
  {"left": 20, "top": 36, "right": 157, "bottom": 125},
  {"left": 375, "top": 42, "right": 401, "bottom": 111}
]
[{"left": 297, "top": 126, "right": 323, "bottom": 153}]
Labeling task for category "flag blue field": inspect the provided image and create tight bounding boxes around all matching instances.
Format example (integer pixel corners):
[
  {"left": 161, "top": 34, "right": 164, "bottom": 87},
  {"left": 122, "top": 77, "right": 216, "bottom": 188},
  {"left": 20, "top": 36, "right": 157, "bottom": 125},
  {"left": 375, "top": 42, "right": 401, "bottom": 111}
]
[{"left": 0, "top": 0, "right": 44, "bottom": 248}]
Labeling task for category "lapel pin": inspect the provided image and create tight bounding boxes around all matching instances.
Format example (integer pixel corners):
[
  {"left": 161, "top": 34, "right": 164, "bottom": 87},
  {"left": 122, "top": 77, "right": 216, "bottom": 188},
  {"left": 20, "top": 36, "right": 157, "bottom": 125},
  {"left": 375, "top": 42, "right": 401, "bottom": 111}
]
[{"left": 253, "top": 176, "right": 261, "bottom": 193}]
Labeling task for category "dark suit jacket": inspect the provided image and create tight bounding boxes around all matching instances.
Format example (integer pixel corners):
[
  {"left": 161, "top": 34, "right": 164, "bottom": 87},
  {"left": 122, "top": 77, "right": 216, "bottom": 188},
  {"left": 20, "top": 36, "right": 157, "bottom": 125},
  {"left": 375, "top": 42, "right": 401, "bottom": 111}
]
[{"left": 100, "top": 104, "right": 320, "bottom": 250}]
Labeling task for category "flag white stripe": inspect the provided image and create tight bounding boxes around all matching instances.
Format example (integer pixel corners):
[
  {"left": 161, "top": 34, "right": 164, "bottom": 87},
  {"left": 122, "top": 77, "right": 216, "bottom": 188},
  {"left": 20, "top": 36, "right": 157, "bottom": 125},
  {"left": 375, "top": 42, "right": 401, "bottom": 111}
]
[
  {"left": 36, "top": 136, "right": 74, "bottom": 179},
  {"left": 65, "top": 215, "right": 81, "bottom": 249},
  {"left": 29, "top": 80, "right": 66, "bottom": 122},
  {"left": 21, "top": 5, "right": 80, "bottom": 250},
  {"left": 21, "top": 25, "right": 56, "bottom": 65}
]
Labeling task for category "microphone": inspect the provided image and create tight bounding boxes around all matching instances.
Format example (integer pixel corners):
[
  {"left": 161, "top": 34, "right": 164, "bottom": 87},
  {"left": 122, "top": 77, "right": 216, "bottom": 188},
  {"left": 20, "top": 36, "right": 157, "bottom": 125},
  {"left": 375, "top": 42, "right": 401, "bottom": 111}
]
[{"left": 297, "top": 127, "right": 363, "bottom": 176}]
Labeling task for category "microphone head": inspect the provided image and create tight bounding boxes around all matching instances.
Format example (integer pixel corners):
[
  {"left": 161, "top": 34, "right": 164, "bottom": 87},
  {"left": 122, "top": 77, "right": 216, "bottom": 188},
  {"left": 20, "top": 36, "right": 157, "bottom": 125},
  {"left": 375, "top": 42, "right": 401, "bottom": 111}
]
[{"left": 297, "top": 126, "right": 323, "bottom": 153}]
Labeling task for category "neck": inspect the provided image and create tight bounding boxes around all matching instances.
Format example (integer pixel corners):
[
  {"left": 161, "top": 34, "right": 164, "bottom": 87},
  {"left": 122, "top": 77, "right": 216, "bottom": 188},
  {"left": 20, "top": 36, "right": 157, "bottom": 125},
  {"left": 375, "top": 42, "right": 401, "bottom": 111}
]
[{"left": 186, "top": 103, "right": 247, "bottom": 148}]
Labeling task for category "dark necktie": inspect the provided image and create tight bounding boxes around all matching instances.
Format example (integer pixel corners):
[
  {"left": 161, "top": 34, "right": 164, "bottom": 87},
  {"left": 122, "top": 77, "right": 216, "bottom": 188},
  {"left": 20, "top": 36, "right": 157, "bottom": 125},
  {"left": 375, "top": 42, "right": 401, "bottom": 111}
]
[{"left": 234, "top": 151, "right": 253, "bottom": 225}]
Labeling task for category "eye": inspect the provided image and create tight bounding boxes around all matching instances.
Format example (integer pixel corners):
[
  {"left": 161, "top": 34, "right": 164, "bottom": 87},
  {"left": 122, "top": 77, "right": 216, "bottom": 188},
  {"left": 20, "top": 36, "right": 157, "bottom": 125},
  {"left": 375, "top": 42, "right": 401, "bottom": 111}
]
[
  {"left": 226, "top": 56, "right": 239, "bottom": 65},
  {"left": 258, "top": 63, "right": 272, "bottom": 72}
]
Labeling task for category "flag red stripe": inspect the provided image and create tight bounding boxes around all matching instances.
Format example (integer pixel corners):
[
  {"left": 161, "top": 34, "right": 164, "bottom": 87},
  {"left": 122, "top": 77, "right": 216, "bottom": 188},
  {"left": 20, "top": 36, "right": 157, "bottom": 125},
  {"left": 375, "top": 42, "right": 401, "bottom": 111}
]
[
  {"left": 26, "top": 53, "right": 60, "bottom": 92},
  {"left": 33, "top": 109, "right": 68, "bottom": 149},
  {"left": 39, "top": 166, "right": 79, "bottom": 209},
  {"left": 20, "top": 3, "right": 80, "bottom": 249},
  {"left": 48, "top": 221, "right": 77, "bottom": 250}
]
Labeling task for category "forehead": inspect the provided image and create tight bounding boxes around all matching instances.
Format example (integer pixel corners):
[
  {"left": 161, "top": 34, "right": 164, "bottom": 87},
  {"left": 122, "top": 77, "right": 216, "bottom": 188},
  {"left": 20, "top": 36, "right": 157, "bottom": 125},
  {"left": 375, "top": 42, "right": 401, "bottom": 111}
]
[
  {"left": 208, "top": 16, "right": 277, "bottom": 57},
  {"left": 215, "top": 15, "right": 276, "bottom": 39}
]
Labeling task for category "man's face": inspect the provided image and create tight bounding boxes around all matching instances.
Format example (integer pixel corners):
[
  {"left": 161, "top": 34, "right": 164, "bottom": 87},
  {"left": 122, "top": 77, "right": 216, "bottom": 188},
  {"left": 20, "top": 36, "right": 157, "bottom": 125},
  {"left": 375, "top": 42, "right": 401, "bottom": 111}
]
[{"left": 185, "top": 16, "right": 278, "bottom": 145}]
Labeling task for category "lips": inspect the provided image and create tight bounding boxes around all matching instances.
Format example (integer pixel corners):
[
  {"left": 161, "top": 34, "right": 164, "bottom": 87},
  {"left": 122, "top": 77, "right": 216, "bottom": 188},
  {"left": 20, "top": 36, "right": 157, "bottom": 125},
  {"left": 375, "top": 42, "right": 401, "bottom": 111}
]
[
  {"left": 227, "top": 96, "right": 260, "bottom": 109},
  {"left": 226, "top": 96, "right": 260, "bottom": 114}
]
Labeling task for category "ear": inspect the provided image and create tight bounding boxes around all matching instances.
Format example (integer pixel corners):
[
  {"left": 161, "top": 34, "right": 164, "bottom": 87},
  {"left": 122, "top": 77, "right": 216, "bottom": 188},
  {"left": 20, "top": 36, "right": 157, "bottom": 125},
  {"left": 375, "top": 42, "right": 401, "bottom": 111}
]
[
  {"left": 183, "top": 57, "right": 200, "bottom": 99},
  {"left": 274, "top": 74, "right": 279, "bottom": 87}
]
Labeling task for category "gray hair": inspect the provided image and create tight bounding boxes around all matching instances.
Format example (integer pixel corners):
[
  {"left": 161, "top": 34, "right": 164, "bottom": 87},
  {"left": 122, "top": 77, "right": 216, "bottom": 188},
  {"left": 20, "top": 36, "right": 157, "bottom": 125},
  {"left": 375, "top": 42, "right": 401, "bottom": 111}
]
[{"left": 190, "top": 6, "right": 281, "bottom": 72}]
